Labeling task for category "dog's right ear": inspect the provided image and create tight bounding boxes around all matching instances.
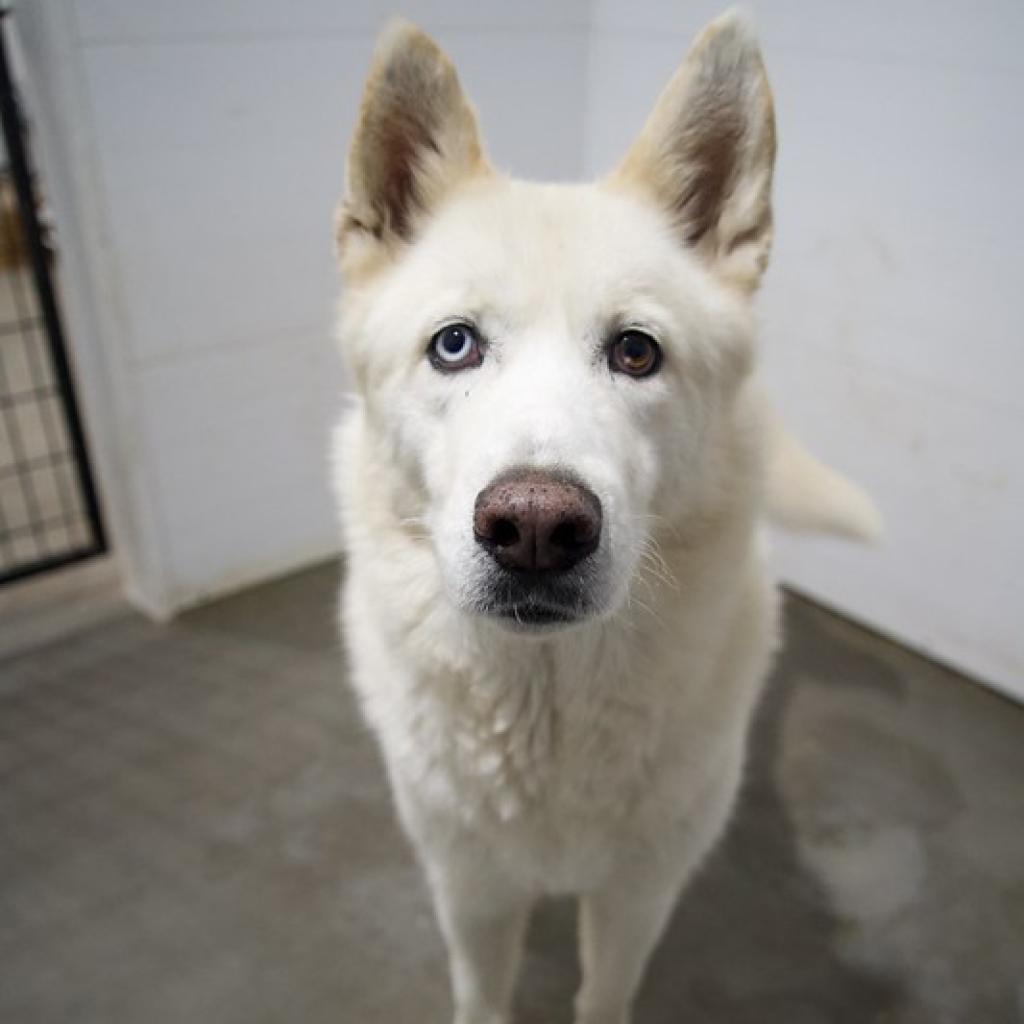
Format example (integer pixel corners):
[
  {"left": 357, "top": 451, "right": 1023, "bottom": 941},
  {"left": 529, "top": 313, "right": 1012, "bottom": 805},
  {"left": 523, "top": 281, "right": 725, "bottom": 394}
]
[
  {"left": 609, "top": 10, "right": 776, "bottom": 293},
  {"left": 337, "top": 21, "right": 489, "bottom": 277}
]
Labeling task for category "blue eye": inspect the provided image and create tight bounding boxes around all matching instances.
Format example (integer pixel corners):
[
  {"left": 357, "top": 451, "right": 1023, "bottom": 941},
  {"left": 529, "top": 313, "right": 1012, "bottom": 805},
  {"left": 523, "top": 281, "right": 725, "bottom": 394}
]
[{"left": 429, "top": 323, "right": 483, "bottom": 371}]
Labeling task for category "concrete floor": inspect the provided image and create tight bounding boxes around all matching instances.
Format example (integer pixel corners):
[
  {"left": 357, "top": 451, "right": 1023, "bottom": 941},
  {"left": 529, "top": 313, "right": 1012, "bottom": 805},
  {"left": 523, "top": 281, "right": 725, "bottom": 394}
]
[{"left": 1, "top": 562, "right": 1022, "bottom": 1024}]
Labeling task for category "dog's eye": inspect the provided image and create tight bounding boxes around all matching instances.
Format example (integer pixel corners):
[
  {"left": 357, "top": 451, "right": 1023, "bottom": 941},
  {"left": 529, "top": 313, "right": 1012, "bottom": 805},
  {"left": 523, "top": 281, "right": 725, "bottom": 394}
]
[
  {"left": 429, "top": 323, "right": 483, "bottom": 371},
  {"left": 609, "top": 330, "right": 661, "bottom": 378}
]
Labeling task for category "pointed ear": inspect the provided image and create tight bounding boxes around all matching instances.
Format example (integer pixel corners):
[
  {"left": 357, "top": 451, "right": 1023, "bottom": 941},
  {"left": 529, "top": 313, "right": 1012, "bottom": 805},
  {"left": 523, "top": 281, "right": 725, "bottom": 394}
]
[
  {"left": 610, "top": 10, "right": 776, "bottom": 292},
  {"left": 337, "top": 21, "right": 489, "bottom": 274}
]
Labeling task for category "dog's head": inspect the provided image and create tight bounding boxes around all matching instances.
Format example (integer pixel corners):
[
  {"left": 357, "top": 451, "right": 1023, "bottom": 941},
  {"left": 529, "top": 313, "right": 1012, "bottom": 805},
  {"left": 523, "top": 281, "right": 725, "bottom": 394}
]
[{"left": 336, "top": 12, "right": 775, "bottom": 633}]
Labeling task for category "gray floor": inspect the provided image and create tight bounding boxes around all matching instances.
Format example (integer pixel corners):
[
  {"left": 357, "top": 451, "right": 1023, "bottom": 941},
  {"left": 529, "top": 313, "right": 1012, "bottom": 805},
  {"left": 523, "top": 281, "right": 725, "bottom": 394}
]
[{"left": 1, "top": 562, "right": 1022, "bottom": 1024}]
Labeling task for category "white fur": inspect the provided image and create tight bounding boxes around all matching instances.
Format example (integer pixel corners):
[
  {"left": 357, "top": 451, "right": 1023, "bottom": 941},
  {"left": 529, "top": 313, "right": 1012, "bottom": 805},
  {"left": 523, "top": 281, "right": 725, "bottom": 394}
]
[{"left": 332, "top": 13, "right": 876, "bottom": 1024}]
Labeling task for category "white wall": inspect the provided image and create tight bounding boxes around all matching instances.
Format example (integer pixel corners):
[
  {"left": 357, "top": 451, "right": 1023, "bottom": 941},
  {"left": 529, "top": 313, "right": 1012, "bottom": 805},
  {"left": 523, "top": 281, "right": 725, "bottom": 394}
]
[
  {"left": 13, "top": 0, "right": 589, "bottom": 616},
  {"left": 14, "top": 2, "right": 1023, "bottom": 699},
  {"left": 586, "top": 0, "right": 1024, "bottom": 700}
]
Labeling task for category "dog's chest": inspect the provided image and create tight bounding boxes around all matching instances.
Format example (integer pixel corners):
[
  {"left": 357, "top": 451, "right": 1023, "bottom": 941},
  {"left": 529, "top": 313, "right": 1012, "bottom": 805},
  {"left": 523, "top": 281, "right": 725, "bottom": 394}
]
[{"left": 403, "top": 649, "right": 670, "bottom": 834}]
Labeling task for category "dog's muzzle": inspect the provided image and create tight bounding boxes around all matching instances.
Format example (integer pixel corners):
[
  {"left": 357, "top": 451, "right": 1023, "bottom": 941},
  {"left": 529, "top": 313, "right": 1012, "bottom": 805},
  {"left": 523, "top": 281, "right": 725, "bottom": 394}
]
[{"left": 472, "top": 468, "right": 602, "bottom": 629}]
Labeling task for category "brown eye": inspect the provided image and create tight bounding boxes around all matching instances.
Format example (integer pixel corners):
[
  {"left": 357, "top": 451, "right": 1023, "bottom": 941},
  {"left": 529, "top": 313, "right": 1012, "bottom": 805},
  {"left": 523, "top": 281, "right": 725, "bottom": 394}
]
[
  {"left": 609, "top": 330, "right": 661, "bottom": 378},
  {"left": 429, "top": 323, "right": 483, "bottom": 371}
]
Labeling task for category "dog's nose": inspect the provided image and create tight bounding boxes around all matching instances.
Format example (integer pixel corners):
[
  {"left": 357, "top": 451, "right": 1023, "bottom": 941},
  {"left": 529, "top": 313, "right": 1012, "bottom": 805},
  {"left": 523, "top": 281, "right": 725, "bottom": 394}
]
[{"left": 473, "top": 470, "right": 602, "bottom": 573}]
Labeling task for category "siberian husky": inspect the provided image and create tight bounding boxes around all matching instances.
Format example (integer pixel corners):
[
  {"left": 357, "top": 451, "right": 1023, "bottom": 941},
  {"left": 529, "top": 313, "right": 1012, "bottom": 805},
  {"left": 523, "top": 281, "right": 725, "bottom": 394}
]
[{"left": 332, "top": 11, "right": 879, "bottom": 1024}]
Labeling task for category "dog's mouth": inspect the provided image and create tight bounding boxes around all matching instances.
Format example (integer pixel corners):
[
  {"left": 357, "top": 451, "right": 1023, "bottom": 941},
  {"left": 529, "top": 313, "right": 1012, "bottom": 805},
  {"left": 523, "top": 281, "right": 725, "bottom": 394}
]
[
  {"left": 489, "top": 601, "right": 578, "bottom": 629},
  {"left": 474, "top": 570, "right": 596, "bottom": 632}
]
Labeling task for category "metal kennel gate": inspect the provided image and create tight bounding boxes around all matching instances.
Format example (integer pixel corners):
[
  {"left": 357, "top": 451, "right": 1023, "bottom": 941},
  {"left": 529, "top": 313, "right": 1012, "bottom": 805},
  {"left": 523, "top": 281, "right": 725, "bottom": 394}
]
[{"left": 0, "top": 12, "right": 105, "bottom": 584}]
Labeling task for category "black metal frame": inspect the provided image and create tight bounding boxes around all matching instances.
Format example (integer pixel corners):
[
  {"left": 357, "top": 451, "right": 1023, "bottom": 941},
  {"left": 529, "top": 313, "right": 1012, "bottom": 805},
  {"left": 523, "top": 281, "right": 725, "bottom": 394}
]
[{"left": 0, "top": 10, "right": 106, "bottom": 584}]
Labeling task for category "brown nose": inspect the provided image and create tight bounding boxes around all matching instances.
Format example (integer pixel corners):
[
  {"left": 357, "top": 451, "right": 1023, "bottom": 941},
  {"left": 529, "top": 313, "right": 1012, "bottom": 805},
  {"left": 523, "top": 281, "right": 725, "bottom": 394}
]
[{"left": 473, "top": 469, "right": 602, "bottom": 573}]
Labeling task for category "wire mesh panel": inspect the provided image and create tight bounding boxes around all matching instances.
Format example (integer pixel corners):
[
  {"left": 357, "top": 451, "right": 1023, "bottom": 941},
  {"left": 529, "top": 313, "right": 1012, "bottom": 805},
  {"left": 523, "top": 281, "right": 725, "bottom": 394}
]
[{"left": 0, "top": 14, "right": 105, "bottom": 583}]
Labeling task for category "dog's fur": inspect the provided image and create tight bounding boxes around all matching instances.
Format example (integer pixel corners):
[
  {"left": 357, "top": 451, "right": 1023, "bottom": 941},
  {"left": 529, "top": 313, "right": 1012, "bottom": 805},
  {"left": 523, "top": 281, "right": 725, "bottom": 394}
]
[{"left": 332, "top": 12, "right": 879, "bottom": 1024}]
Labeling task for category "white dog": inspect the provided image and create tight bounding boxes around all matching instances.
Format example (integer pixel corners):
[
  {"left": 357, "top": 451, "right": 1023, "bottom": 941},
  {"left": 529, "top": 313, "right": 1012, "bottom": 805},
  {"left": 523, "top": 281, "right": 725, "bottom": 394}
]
[{"left": 332, "top": 11, "right": 878, "bottom": 1024}]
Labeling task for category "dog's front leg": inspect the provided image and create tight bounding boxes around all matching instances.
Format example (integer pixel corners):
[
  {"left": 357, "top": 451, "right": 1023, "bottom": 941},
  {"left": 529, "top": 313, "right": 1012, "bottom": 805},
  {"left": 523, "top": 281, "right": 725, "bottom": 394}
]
[
  {"left": 423, "top": 849, "right": 534, "bottom": 1024},
  {"left": 573, "top": 857, "right": 693, "bottom": 1024}
]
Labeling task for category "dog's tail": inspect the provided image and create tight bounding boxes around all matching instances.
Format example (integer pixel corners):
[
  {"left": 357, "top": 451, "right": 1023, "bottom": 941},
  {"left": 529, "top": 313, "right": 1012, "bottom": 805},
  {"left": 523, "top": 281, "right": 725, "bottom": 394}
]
[{"left": 762, "top": 404, "right": 883, "bottom": 543}]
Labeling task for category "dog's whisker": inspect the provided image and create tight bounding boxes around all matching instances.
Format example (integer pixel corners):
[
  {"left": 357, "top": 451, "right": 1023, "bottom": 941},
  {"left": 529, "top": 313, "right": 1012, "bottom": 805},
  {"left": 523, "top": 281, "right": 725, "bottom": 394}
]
[{"left": 637, "top": 541, "right": 680, "bottom": 593}]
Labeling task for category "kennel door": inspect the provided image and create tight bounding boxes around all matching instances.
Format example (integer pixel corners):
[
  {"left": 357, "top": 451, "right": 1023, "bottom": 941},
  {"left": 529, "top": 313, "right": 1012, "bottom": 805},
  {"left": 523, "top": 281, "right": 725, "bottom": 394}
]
[{"left": 0, "top": 14, "right": 106, "bottom": 584}]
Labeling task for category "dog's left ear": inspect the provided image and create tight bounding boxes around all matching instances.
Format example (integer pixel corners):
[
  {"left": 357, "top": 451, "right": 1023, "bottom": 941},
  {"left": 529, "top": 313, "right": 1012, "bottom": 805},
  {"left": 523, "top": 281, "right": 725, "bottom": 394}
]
[
  {"left": 610, "top": 10, "right": 776, "bottom": 292},
  {"left": 337, "top": 20, "right": 489, "bottom": 277}
]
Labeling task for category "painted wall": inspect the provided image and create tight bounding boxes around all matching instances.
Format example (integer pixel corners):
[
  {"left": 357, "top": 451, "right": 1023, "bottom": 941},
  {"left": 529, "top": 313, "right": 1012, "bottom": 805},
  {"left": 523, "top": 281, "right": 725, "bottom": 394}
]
[
  {"left": 586, "top": 0, "right": 1024, "bottom": 699},
  {"left": 14, "top": 2, "right": 1023, "bottom": 700}
]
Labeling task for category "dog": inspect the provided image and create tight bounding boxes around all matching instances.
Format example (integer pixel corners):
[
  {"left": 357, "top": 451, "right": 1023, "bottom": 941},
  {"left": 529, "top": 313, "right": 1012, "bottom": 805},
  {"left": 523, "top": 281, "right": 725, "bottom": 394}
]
[{"left": 332, "top": 11, "right": 879, "bottom": 1024}]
